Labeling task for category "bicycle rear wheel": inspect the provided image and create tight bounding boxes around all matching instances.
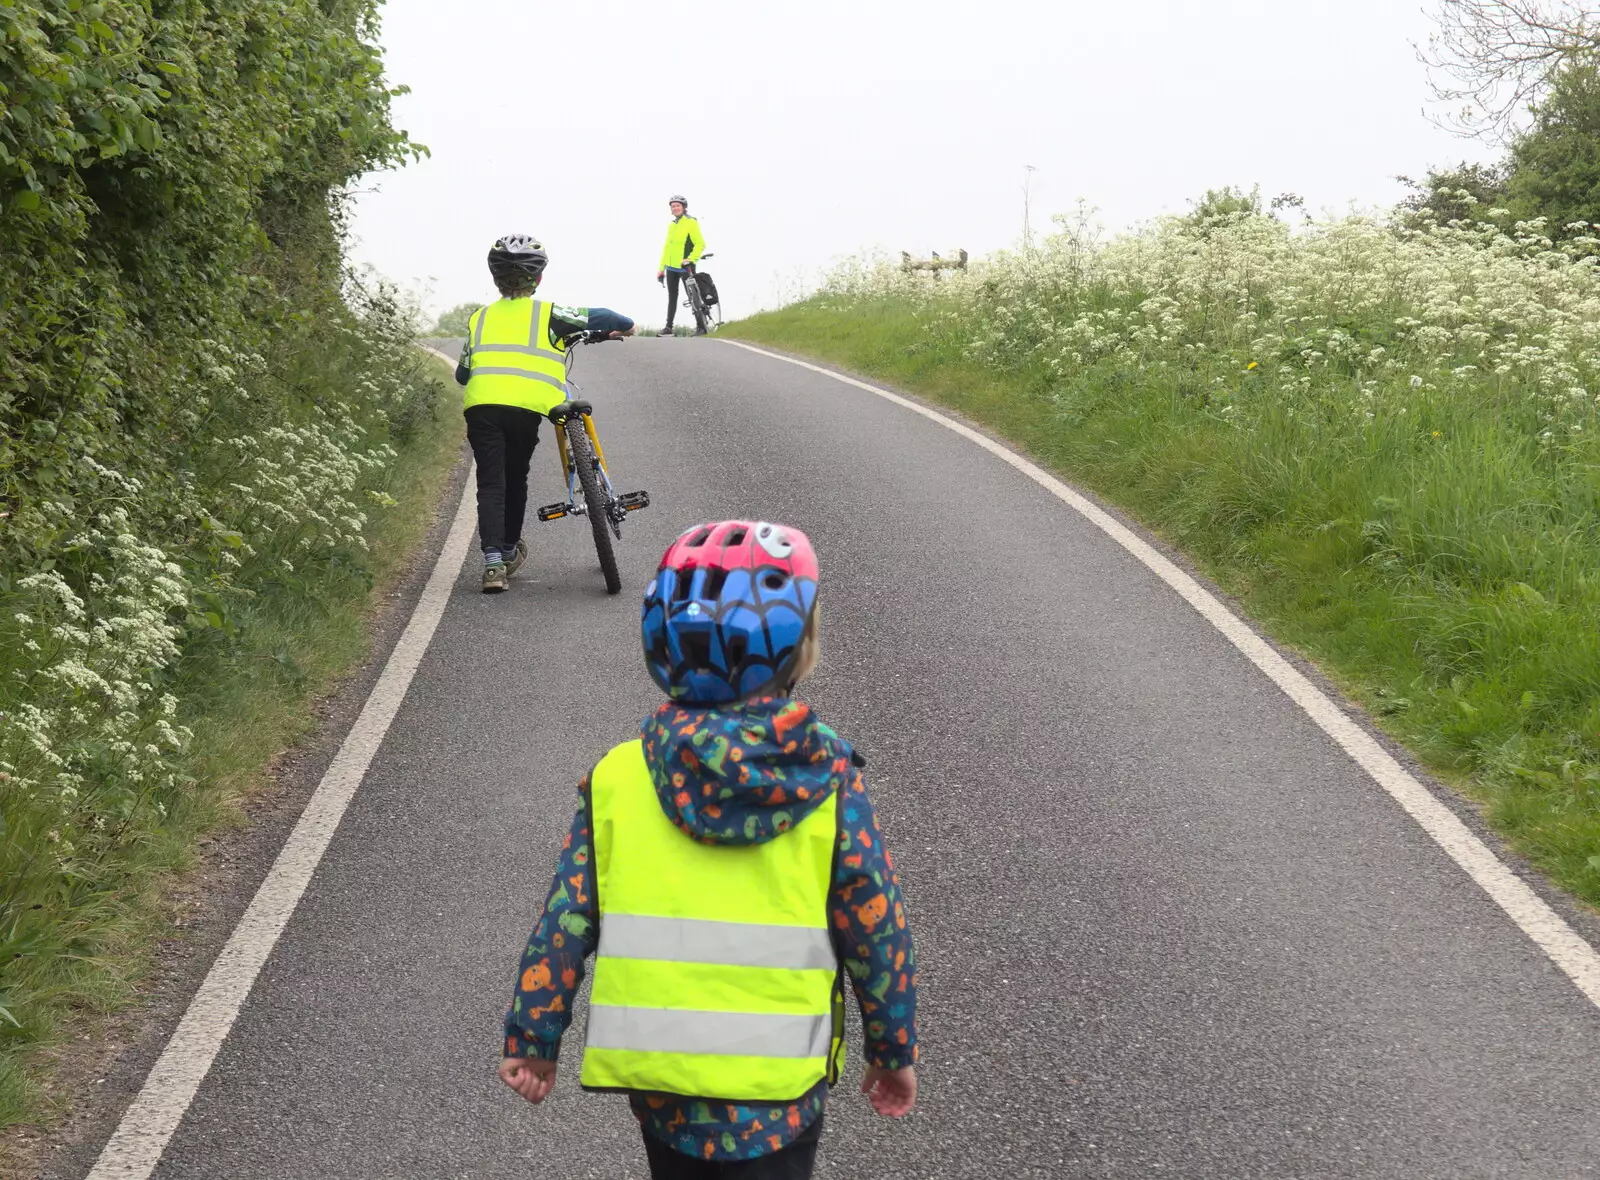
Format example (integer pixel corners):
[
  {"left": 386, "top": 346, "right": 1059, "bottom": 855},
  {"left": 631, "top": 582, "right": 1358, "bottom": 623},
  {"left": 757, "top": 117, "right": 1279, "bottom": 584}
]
[{"left": 565, "top": 416, "right": 621, "bottom": 595}]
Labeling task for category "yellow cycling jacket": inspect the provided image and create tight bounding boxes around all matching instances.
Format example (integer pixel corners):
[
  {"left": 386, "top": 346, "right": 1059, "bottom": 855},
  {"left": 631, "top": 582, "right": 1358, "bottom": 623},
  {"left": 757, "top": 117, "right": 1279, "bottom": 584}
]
[{"left": 659, "top": 215, "right": 705, "bottom": 270}]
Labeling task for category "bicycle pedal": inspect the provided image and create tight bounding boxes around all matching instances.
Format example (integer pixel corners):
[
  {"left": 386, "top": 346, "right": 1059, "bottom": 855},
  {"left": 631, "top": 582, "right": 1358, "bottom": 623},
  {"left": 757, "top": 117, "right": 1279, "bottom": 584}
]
[
  {"left": 617, "top": 491, "right": 651, "bottom": 512},
  {"left": 537, "top": 502, "right": 569, "bottom": 522}
]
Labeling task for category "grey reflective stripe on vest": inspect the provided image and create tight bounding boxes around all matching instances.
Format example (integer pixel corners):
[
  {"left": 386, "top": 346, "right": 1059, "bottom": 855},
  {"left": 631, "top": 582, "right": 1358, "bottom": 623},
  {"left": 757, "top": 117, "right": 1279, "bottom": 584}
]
[
  {"left": 529, "top": 300, "right": 562, "bottom": 357},
  {"left": 586, "top": 1006, "right": 831, "bottom": 1059},
  {"left": 478, "top": 342, "right": 566, "bottom": 361},
  {"left": 599, "top": 914, "right": 835, "bottom": 971},
  {"left": 465, "top": 367, "right": 566, "bottom": 389},
  {"left": 471, "top": 301, "right": 563, "bottom": 360}
]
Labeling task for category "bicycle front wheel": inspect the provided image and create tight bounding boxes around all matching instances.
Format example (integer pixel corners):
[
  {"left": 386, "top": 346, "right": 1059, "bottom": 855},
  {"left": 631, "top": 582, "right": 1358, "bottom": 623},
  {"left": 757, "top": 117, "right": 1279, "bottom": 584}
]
[
  {"left": 684, "top": 271, "right": 710, "bottom": 333},
  {"left": 565, "top": 415, "right": 621, "bottom": 595}
]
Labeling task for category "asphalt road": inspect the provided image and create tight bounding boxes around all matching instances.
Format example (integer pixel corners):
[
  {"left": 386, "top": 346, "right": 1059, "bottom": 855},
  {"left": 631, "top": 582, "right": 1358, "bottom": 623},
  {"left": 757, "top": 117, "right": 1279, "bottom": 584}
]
[{"left": 71, "top": 338, "right": 1600, "bottom": 1178}]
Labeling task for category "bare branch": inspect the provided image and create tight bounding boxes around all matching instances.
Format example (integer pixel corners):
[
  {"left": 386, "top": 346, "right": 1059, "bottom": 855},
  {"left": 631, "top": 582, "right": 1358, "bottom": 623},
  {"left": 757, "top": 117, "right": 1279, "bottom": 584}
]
[{"left": 1418, "top": 0, "right": 1600, "bottom": 141}]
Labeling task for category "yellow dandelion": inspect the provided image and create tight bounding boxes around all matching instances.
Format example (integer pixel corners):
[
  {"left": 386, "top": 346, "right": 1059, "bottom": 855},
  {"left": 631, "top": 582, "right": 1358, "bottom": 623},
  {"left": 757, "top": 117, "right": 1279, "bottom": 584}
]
[{"left": 1246, "top": 361, "right": 1258, "bottom": 370}]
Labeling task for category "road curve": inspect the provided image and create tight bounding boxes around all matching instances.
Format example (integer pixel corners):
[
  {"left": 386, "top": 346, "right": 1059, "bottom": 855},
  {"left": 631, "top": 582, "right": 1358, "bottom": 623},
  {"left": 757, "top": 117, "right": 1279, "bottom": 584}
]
[{"left": 64, "top": 338, "right": 1600, "bottom": 1178}]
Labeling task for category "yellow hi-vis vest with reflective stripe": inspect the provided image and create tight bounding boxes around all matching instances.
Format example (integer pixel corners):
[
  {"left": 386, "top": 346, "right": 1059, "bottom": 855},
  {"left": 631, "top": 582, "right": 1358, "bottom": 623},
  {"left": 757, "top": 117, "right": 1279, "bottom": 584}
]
[
  {"left": 463, "top": 297, "right": 568, "bottom": 415},
  {"left": 580, "top": 739, "right": 844, "bottom": 1102}
]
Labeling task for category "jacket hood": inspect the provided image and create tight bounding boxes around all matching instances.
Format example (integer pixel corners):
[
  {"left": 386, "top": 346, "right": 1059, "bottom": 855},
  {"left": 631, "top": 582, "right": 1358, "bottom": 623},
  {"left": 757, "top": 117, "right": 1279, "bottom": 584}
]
[{"left": 640, "top": 696, "right": 855, "bottom": 846}]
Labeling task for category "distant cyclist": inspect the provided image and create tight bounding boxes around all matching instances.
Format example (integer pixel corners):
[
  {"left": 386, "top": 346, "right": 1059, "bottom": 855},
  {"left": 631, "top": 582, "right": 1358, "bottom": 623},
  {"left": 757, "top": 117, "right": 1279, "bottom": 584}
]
[
  {"left": 656, "top": 194, "right": 707, "bottom": 336},
  {"left": 455, "top": 234, "right": 634, "bottom": 594}
]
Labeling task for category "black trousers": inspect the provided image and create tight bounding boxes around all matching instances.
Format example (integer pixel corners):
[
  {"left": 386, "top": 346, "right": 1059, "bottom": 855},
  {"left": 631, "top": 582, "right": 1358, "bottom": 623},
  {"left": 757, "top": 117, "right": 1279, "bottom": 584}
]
[
  {"left": 464, "top": 403, "right": 541, "bottom": 554},
  {"left": 641, "top": 1115, "right": 823, "bottom": 1179},
  {"left": 664, "top": 269, "right": 683, "bottom": 327}
]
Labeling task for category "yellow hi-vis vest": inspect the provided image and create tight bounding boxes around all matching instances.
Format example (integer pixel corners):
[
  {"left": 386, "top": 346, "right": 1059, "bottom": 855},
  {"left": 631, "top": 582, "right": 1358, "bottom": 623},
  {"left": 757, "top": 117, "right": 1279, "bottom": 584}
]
[
  {"left": 579, "top": 739, "right": 844, "bottom": 1102},
  {"left": 463, "top": 298, "right": 568, "bottom": 415}
]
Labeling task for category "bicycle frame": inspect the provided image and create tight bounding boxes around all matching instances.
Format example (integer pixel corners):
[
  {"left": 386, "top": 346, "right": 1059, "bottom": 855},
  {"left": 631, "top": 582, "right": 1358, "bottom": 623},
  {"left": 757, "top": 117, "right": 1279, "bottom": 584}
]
[
  {"left": 671, "top": 253, "right": 717, "bottom": 332},
  {"left": 529, "top": 330, "right": 648, "bottom": 595},
  {"left": 682, "top": 268, "right": 707, "bottom": 323},
  {"left": 537, "top": 334, "right": 647, "bottom": 525},
  {"left": 551, "top": 407, "right": 619, "bottom": 519}
]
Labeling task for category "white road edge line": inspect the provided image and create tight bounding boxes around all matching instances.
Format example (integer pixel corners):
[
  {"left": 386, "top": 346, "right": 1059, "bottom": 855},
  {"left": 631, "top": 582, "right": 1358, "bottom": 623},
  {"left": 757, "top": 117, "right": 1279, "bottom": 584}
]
[
  {"left": 719, "top": 337, "right": 1600, "bottom": 1013},
  {"left": 86, "top": 350, "right": 476, "bottom": 1179}
]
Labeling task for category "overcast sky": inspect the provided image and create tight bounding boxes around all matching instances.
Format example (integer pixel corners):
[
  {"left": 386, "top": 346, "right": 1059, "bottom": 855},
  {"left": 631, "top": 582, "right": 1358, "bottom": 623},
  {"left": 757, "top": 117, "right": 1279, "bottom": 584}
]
[{"left": 348, "top": 0, "right": 1498, "bottom": 327}]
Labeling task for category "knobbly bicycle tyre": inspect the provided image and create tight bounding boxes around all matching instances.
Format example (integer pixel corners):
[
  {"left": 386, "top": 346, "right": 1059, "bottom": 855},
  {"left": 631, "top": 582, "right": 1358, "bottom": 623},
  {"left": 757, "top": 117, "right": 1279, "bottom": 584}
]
[{"left": 564, "top": 416, "right": 622, "bottom": 595}]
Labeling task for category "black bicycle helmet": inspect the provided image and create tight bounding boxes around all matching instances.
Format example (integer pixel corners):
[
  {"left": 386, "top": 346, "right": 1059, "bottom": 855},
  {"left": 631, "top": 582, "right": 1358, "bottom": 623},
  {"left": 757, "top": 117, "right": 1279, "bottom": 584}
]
[{"left": 488, "top": 233, "right": 548, "bottom": 284}]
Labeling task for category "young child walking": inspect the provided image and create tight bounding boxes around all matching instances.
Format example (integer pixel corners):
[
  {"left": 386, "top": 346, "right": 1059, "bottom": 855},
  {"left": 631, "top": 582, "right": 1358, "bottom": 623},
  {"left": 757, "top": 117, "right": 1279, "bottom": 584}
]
[{"left": 499, "top": 519, "right": 918, "bottom": 1177}]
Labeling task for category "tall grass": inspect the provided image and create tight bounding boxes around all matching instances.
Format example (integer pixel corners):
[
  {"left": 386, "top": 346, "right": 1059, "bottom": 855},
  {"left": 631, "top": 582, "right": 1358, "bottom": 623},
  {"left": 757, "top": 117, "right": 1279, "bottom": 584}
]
[{"left": 725, "top": 207, "right": 1600, "bottom": 909}]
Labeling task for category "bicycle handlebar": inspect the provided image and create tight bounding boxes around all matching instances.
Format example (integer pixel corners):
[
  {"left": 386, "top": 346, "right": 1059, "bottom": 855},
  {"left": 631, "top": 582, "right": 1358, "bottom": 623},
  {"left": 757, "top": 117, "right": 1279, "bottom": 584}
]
[
  {"left": 561, "top": 328, "right": 624, "bottom": 346},
  {"left": 558, "top": 328, "right": 628, "bottom": 380}
]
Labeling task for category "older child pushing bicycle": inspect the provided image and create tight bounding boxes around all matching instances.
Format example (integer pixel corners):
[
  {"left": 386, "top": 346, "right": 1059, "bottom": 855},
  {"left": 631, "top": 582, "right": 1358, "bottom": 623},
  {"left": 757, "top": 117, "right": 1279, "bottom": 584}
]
[{"left": 454, "top": 233, "right": 634, "bottom": 593}]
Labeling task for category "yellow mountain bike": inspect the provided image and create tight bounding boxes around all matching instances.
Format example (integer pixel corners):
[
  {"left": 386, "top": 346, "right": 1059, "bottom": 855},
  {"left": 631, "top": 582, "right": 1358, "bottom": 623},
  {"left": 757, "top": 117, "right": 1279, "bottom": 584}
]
[{"left": 536, "top": 331, "right": 649, "bottom": 594}]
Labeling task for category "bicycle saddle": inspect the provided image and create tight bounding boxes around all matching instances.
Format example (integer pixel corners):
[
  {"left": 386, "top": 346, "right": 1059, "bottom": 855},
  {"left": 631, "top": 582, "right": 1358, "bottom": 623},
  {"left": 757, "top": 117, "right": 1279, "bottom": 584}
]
[{"left": 547, "top": 399, "right": 593, "bottom": 422}]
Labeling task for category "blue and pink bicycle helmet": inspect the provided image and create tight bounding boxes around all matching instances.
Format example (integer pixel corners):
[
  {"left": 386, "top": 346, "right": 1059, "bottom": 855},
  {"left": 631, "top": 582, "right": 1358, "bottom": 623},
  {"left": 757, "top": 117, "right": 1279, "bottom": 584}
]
[{"left": 642, "top": 520, "right": 820, "bottom": 704}]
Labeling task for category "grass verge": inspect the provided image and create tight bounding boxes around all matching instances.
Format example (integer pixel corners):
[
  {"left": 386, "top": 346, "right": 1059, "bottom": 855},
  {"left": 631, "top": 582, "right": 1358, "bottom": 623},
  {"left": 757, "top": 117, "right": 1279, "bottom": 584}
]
[
  {"left": 723, "top": 299, "right": 1600, "bottom": 912},
  {"left": 0, "top": 354, "right": 463, "bottom": 1152}
]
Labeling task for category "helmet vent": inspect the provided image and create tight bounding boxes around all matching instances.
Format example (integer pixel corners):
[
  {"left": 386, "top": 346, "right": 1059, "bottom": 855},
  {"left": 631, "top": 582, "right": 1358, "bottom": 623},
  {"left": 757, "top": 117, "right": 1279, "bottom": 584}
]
[
  {"left": 725, "top": 527, "right": 748, "bottom": 546},
  {"left": 688, "top": 528, "right": 712, "bottom": 548},
  {"left": 672, "top": 573, "right": 693, "bottom": 603},
  {"left": 724, "top": 634, "right": 748, "bottom": 668},
  {"left": 702, "top": 567, "right": 729, "bottom": 600},
  {"left": 679, "top": 631, "right": 713, "bottom": 671},
  {"left": 763, "top": 572, "right": 788, "bottom": 591}
]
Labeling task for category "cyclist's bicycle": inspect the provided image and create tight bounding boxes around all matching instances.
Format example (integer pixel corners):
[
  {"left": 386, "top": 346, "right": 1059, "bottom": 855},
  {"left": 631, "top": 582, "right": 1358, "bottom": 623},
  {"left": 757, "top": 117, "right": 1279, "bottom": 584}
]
[
  {"left": 535, "top": 330, "right": 649, "bottom": 594},
  {"left": 675, "top": 253, "right": 718, "bottom": 335}
]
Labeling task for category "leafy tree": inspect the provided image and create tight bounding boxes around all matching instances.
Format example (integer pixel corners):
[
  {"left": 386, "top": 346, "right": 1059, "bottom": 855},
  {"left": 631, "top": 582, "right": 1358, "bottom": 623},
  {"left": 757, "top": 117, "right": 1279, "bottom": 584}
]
[
  {"left": 432, "top": 302, "right": 481, "bottom": 335},
  {"left": 0, "top": 0, "right": 424, "bottom": 571},
  {"left": 1396, "top": 161, "right": 1513, "bottom": 225},
  {"left": 1187, "top": 185, "right": 1264, "bottom": 224},
  {"left": 1507, "top": 57, "right": 1600, "bottom": 229},
  {"left": 1181, "top": 187, "right": 1309, "bottom": 239}
]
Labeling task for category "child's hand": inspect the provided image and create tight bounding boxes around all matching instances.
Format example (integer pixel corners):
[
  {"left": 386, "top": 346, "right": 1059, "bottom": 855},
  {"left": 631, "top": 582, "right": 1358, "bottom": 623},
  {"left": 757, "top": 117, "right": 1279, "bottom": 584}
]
[
  {"left": 861, "top": 1065, "right": 917, "bottom": 1117},
  {"left": 498, "top": 1056, "right": 557, "bottom": 1105}
]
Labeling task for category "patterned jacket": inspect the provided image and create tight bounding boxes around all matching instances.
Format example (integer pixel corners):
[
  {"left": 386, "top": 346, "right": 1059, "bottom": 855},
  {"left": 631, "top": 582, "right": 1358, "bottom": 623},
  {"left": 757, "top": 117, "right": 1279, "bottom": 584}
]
[{"left": 504, "top": 696, "right": 918, "bottom": 1162}]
